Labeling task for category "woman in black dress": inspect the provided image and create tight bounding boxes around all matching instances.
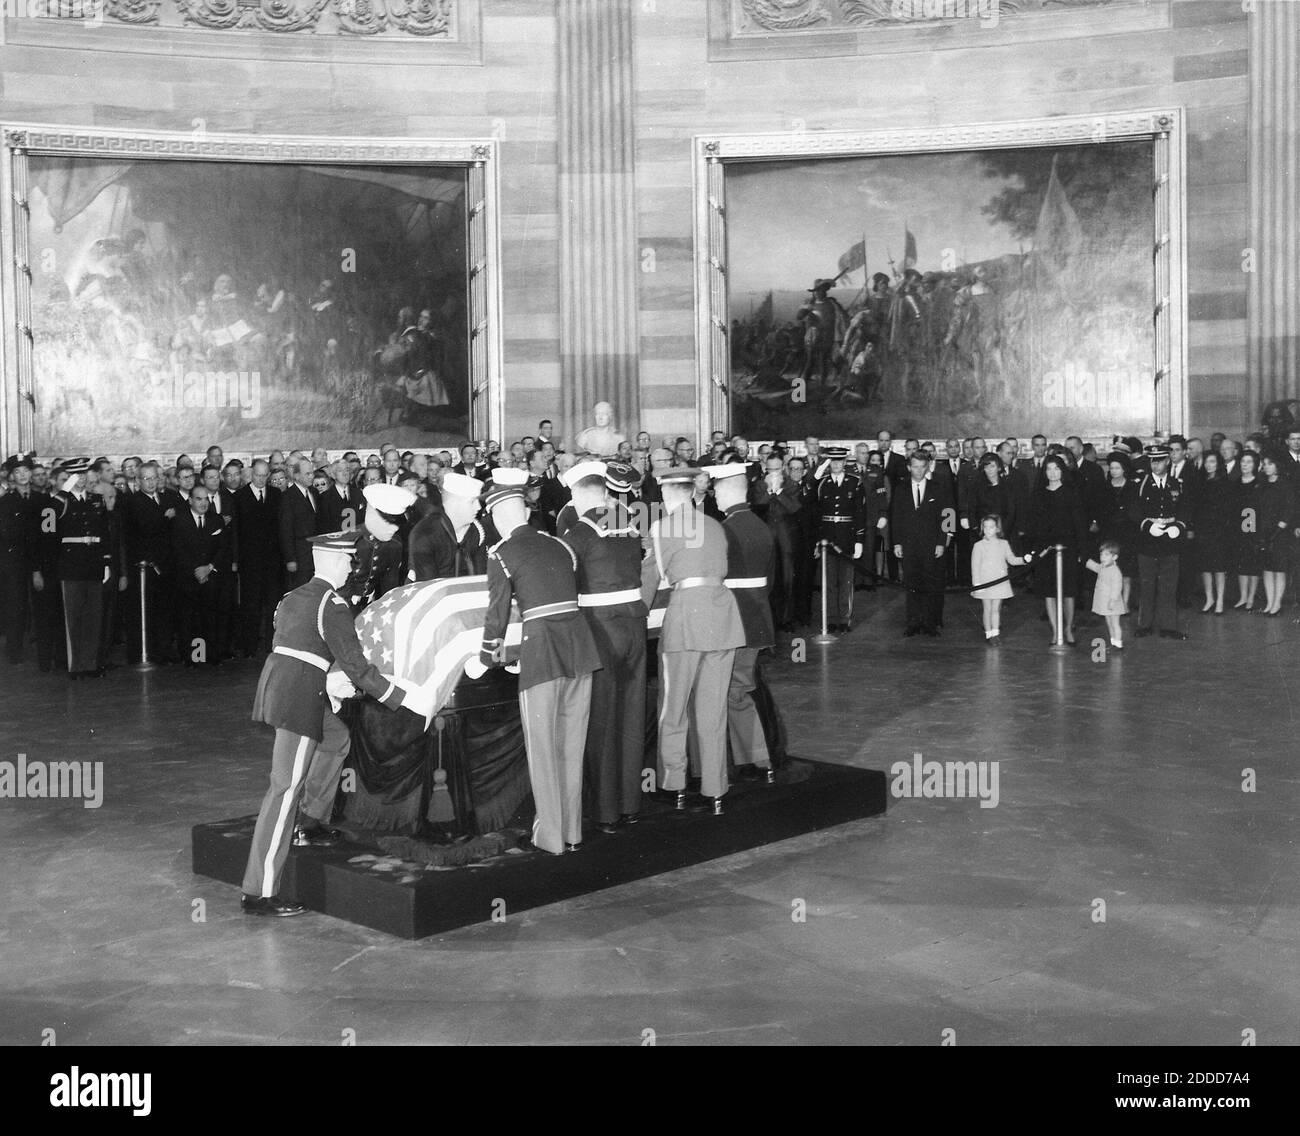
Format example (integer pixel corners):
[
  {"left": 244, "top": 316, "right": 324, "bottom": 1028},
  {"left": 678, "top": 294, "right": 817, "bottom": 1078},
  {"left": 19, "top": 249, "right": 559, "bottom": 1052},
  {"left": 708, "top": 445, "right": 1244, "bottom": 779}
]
[
  {"left": 1233, "top": 450, "right": 1262, "bottom": 611},
  {"left": 1257, "top": 454, "right": 1297, "bottom": 615},
  {"left": 965, "top": 453, "right": 1017, "bottom": 544},
  {"left": 1097, "top": 452, "right": 1139, "bottom": 610},
  {"left": 1026, "top": 454, "right": 1088, "bottom": 645},
  {"left": 1193, "top": 451, "right": 1235, "bottom": 614}
]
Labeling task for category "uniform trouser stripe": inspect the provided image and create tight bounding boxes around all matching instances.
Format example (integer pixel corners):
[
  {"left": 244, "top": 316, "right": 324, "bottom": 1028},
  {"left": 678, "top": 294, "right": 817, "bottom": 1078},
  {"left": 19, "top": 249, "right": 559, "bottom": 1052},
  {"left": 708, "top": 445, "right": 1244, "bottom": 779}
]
[
  {"left": 727, "top": 646, "right": 771, "bottom": 769},
  {"left": 241, "top": 729, "right": 316, "bottom": 899}
]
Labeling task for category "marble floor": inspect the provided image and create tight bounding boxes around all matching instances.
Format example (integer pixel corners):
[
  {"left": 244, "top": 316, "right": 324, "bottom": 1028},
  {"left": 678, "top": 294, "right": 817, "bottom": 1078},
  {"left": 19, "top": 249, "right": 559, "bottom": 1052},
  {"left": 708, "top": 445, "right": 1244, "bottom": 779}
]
[{"left": 1, "top": 590, "right": 1297, "bottom": 1046}]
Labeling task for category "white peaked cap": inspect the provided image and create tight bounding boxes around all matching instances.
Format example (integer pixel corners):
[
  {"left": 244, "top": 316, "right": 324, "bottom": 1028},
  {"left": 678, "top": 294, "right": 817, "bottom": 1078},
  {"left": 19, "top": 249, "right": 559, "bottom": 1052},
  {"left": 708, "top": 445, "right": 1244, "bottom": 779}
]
[{"left": 562, "top": 460, "right": 607, "bottom": 489}]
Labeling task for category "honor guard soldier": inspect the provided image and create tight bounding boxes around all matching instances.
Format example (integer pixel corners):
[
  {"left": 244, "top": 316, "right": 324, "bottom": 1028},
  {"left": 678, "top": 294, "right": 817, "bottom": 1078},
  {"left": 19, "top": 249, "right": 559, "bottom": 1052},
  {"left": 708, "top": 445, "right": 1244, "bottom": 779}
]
[
  {"left": 340, "top": 483, "right": 414, "bottom": 611},
  {"left": 815, "top": 446, "right": 866, "bottom": 633},
  {"left": 640, "top": 467, "right": 745, "bottom": 814},
  {"left": 559, "top": 460, "right": 648, "bottom": 834},
  {"left": 408, "top": 471, "right": 489, "bottom": 581},
  {"left": 0, "top": 455, "right": 38, "bottom": 665},
  {"left": 1126, "top": 444, "right": 1191, "bottom": 640},
  {"left": 241, "top": 531, "right": 430, "bottom": 916},
  {"left": 468, "top": 468, "right": 601, "bottom": 855},
  {"left": 53, "top": 460, "right": 112, "bottom": 678},
  {"left": 708, "top": 460, "right": 776, "bottom": 782}
]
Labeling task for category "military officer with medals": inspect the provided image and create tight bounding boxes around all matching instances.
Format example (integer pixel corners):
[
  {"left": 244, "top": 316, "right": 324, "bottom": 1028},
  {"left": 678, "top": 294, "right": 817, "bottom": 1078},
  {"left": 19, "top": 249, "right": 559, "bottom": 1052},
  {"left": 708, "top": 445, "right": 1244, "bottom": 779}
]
[
  {"left": 1126, "top": 443, "right": 1191, "bottom": 640},
  {"left": 558, "top": 459, "right": 648, "bottom": 834},
  {"left": 467, "top": 468, "right": 601, "bottom": 855},
  {"left": 52, "top": 459, "right": 112, "bottom": 678},
  {"left": 242, "top": 530, "right": 432, "bottom": 916},
  {"left": 708, "top": 458, "right": 776, "bottom": 783},
  {"left": 640, "top": 467, "right": 745, "bottom": 814},
  {"left": 815, "top": 446, "right": 866, "bottom": 633}
]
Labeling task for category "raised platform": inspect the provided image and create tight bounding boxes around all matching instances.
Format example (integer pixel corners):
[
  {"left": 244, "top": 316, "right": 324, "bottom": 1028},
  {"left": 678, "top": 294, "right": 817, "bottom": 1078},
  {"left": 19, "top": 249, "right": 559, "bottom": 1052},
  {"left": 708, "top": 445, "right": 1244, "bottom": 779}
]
[{"left": 193, "top": 757, "right": 887, "bottom": 939}]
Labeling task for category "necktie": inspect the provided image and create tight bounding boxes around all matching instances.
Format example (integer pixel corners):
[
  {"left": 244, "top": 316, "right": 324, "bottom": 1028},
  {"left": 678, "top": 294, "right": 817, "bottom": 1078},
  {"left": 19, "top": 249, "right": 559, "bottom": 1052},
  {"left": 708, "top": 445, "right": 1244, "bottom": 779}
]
[{"left": 914, "top": 482, "right": 922, "bottom": 508}]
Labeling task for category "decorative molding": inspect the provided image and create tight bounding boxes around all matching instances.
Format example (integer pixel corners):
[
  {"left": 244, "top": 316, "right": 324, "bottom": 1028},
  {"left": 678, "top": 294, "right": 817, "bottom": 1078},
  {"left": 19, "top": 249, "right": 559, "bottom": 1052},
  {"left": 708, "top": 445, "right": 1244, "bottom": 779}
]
[
  {"left": 3, "top": 0, "right": 480, "bottom": 63},
  {"left": 711, "top": 0, "right": 1169, "bottom": 61},
  {"left": 691, "top": 109, "right": 1189, "bottom": 438}
]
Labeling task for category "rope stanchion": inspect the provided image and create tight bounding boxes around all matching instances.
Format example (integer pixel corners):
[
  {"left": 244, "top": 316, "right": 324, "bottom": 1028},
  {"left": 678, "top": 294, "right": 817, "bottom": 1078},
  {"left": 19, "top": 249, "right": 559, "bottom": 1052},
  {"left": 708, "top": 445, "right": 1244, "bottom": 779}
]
[
  {"left": 135, "top": 561, "right": 157, "bottom": 670},
  {"left": 812, "top": 540, "right": 836, "bottom": 644},
  {"left": 1049, "top": 543, "right": 1067, "bottom": 651},
  {"left": 820, "top": 538, "right": 1045, "bottom": 596}
]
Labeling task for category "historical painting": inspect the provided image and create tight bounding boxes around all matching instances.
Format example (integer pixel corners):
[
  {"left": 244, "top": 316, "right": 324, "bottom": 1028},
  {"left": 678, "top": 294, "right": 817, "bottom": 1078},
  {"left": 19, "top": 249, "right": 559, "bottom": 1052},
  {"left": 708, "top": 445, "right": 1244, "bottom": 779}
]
[
  {"left": 726, "top": 140, "right": 1156, "bottom": 441},
  {"left": 25, "top": 156, "right": 470, "bottom": 454}
]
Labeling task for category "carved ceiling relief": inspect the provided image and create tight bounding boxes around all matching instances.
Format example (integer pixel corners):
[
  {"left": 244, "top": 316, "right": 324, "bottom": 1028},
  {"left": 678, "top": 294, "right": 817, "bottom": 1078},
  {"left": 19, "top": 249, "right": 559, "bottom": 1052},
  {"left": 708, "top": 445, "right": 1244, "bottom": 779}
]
[
  {"left": 736, "top": 0, "right": 1122, "bottom": 35},
  {"left": 16, "top": 0, "right": 457, "bottom": 36}
]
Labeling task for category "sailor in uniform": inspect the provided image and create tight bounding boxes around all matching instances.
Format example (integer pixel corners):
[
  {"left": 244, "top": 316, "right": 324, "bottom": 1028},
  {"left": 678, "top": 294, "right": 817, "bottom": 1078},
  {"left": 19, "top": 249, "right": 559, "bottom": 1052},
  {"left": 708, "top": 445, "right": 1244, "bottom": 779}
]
[
  {"left": 709, "top": 460, "right": 776, "bottom": 782},
  {"left": 468, "top": 468, "right": 601, "bottom": 854},
  {"left": 52, "top": 459, "right": 112, "bottom": 678},
  {"left": 640, "top": 467, "right": 745, "bottom": 814},
  {"left": 815, "top": 446, "right": 865, "bottom": 633},
  {"left": 241, "top": 531, "right": 429, "bottom": 916},
  {"left": 408, "top": 471, "right": 487, "bottom": 581},
  {"left": 558, "top": 460, "right": 648, "bottom": 834}
]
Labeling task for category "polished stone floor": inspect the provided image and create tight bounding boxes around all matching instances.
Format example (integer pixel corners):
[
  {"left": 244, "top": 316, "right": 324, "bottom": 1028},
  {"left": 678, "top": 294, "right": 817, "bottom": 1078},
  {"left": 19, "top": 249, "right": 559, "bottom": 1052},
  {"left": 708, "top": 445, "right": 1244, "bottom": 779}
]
[{"left": 1, "top": 590, "right": 1297, "bottom": 1046}]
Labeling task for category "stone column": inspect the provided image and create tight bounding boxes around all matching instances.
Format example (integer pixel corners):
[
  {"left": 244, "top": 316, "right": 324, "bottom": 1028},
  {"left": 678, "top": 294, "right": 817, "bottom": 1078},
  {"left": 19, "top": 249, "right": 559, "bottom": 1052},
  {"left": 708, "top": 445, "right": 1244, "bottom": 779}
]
[
  {"left": 557, "top": 0, "right": 640, "bottom": 450},
  {"left": 1247, "top": 1, "right": 1300, "bottom": 428}
]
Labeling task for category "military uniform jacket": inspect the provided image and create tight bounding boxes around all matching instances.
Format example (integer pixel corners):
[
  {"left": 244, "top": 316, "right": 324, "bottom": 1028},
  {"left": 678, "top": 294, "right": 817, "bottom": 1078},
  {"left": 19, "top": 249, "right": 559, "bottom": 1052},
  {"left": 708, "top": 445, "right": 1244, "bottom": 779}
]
[
  {"left": 459, "top": 515, "right": 498, "bottom": 576},
  {"left": 252, "top": 575, "right": 407, "bottom": 741},
  {"left": 341, "top": 531, "right": 403, "bottom": 610},
  {"left": 640, "top": 505, "right": 744, "bottom": 653},
  {"left": 31, "top": 491, "right": 62, "bottom": 578},
  {"left": 561, "top": 503, "right": 647, "bottom": 621},
  {"left": 1125, "top": 473, "right": 1191, "bottom": 558},
  {"left": 722, "top": 503, "right": 775, "bottom": 649},
  {"left": 0, "top": 489, "right": 37, "bottom": 573},
  {"left": 480, "top": 524, "right": 601, "bottom": 691},
  {"left": 54, "top": 492, "right": 111, "bottom": 581},
  {"left": 816, "top": 473, "right": 867, "bottom": 551}
]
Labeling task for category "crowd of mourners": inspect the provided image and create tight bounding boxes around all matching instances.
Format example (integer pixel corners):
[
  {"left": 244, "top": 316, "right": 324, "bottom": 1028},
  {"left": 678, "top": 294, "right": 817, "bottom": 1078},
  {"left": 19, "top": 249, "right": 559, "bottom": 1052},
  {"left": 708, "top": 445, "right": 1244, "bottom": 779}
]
[{"left": 2, "top": 412, "right": 1298, "bottom": 677}]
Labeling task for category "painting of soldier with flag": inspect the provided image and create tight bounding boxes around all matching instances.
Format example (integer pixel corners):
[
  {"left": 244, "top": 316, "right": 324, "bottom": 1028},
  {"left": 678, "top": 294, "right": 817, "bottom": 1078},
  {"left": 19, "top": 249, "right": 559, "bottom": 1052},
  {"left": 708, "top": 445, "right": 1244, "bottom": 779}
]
[{"left": 726, "top": 140, "right": 1156, "bottom": 439}]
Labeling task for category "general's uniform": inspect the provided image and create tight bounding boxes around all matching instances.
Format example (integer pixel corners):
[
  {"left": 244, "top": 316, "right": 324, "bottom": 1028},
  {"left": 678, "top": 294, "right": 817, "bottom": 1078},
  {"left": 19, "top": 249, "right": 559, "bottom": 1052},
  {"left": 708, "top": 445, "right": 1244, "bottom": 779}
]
[
  {"left": 562, "top": 502, "right": 647, "bottom": 826},
  {"left": 242, "top": 572, "right": 409, "bottom": 899},
  {"left": 0, "top": 485, "right": 37, "bottom": 664},
  {"left": 640, "top": 502, "right": 745, "bottom": 800},
  {"left": 1125, "top": 464, "right": 1190, "bottom": 635},
  {"left": 816, "top": 470, "right": 866, "bottom": 628},
  {"left": 479, "top": 523, "right": 601, "bottom": 854},
  {"left": 721, "top": 500, "right": 775, "bottom": 773},
  {"left": 55, "top": 490, "right": 111, "bottom": 673}
]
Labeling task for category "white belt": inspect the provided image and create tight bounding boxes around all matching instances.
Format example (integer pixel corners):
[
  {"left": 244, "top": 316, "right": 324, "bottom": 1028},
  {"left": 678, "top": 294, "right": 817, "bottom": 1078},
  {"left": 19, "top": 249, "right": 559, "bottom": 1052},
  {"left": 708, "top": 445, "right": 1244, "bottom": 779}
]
[
  {"left": 61, "top": 536, "right": 101, "bottom": 544},
  {"left": 726, "top": 577, "right": 767, "bottom": 589},
  {"left": 274, "top": 646, "right": 330, "bottom": 671},
  {"left": 522, "top": 600, "right": 579, "bottom": 622},
  {"left": 821, "top": 515, "right": 854, "bottom": 523},
  {"left": 577, "top": 588, "right": 642, "bottom": 607},
  {"left": 675, "top": 576, "right": 723, "bottom": 590}
]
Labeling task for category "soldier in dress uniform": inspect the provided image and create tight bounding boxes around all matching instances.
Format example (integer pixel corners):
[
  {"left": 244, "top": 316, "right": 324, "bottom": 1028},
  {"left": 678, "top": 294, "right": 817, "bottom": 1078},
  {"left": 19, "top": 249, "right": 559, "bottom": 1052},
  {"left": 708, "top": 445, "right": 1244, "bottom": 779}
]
[
  {"left": 815, "top": 447, "right": 866, "bottom": 633},
  {"left": 558, "top": 460, "right": 648, "bottom": 834},
  {"left": 640, "top": 467, "right": 745, "bottom": 814},
  {"left": 407, "top": 471, "right": 486, "bottom": 581},
  {"left": 709, "top": 460, "right": 777, "bottom": 783},
  {"left": 29, "top": 469, "right": 65, "bottom": 673},
  {"left": 1126, "top": 444, "right": 1191, "bottom": 640},
  {"left": 336, "top": 482, "right": 414, "bottom": 612},
  {"left": 0, "top": 456, "right": 38, "bottom": 665},
  {"left": 467, "top": 468, "right": 601, "bottom": 855},
  {"left": 241, "top": 531, "right": 428, "bottom": 917},
  {"left": 52, "top": 460, "right": 112, "bottom": 678}
]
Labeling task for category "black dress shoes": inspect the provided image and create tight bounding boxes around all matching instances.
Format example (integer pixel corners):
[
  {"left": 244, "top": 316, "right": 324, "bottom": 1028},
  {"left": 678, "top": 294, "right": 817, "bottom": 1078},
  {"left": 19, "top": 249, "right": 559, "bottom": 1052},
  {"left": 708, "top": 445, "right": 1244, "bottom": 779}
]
[
  {"left": 619, "top": 812, "right": 639, "bottom": 826},
  {"left": 564, "top": 842, "right": 582, "bottom": 853},
  {"left": 1158, "top": 630, "right": 1188, "bottom": 640},
  {"left": 596, "top": 820, "right": 620, "bottom": 835},
  {"left": 241, "top": 894, "right": 308, "bottom": 917},
  {"left": 735, "top": 764, "right": 765, "bottom": 782},
  {"left": 292, "top": 824, "right": 344, "bottom": 847}
]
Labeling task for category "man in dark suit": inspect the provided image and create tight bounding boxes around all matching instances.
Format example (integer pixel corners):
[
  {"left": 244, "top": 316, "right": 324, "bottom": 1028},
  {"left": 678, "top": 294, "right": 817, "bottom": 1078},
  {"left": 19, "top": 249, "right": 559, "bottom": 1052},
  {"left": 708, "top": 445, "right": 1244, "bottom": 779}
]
[
  {"left": 122, "top": 461, "right": 181, "bottom": 663},
  {"left": 932, "top": 438, "right": 971, "bottom": 585},
  {"left": 875, "top": 430, "right": 907, "bottom": 493},
  {"left": 173, "top": 484, "right": 234, "bottom": 665},
  {"left": 0, "top": 456, "right": 38, "bottom": 665},
  {"left": 1017, "top": 434, "right": 1049, "bottom": 481},
  {"left": 451, "top": 442, "right": 489, "bottom": 481},
  {"left": 317, "top": 458, "right": 364, "bottom": 533},
  {"left": 279, "top": 456, "right": 321, "bottom": 591},
  {"left": 890, "top": 452, "right": 951, "bottom": 637},
  {"left": 233, "top": 459, "right": 281, "bottom": 657}
]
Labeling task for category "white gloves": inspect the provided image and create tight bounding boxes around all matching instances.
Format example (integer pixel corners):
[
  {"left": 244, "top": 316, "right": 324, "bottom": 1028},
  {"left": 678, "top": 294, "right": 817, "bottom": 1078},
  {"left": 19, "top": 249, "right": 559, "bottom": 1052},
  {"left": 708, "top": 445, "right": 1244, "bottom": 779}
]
[
  {"left": 393, "top": 677, "right": 435, "bottom": 720},
  {"left": 464, "top": 657, "right": 489, "bottom": 680},
  {"left": 102, "top": 565, "right": 111, "bottom": 585},
  {"left": 853, "top": 542, "right": 863, "bottom": 559},
  {"left": 326, "top": 669, "right": 358, "bottom": 702}
]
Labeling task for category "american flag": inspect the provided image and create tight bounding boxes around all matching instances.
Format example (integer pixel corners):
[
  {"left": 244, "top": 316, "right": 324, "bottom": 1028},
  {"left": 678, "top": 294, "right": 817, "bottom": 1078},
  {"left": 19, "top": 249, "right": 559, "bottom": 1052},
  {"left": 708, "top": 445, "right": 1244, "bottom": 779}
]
[{"left": 356, "top": 575, "right": 669, "bottom": 724}]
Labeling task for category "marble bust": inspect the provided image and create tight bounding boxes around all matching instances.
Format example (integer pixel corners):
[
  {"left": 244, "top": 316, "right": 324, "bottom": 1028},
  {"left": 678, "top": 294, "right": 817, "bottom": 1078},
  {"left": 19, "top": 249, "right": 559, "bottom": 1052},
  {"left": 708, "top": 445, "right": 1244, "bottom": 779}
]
[{"left": 574, "top": 400, "right": 627, "bottom": 457}]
